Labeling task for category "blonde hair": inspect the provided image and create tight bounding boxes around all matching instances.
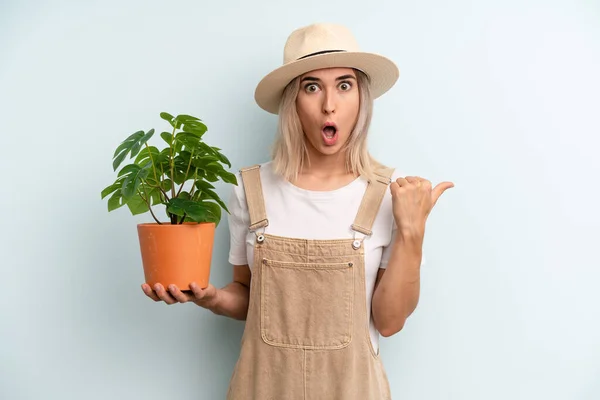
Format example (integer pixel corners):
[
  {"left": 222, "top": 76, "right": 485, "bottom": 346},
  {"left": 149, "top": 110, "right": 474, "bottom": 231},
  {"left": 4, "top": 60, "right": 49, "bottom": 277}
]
[{"left": 271, "top": 69, "right": 383, "bottom": 183}]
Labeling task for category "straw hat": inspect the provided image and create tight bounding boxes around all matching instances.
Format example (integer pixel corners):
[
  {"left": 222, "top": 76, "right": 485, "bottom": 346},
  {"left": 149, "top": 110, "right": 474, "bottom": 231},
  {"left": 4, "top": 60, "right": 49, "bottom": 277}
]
[{"left": 254, "top": 23, "right": 400, "bottom": 114}]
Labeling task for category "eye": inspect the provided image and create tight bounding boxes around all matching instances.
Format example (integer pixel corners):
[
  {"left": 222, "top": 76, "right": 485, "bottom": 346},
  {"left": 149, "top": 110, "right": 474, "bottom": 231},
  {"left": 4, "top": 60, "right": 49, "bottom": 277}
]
[
  {"left": 305, "top": 83, "right": 319, "bottom": 93},
  {"left": 339, "top": 81, "right": 353, "bottom": 91}
]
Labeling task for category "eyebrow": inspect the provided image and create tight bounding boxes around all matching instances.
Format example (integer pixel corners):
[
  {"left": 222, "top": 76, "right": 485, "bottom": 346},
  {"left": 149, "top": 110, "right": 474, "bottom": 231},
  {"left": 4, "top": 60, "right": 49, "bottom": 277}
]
[{"left": 301, "top": 74, "right": 357, "bottom": 83}]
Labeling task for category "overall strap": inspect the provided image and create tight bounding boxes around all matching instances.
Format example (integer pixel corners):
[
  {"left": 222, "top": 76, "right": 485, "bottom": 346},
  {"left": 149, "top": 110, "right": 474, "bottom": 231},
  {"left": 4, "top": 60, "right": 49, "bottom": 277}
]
[
  {"left": 351, "top": 166, "right": 395, "bottom": 236},
  {"left": 240, "top": 165, "right": 269, "bottom": 231}
]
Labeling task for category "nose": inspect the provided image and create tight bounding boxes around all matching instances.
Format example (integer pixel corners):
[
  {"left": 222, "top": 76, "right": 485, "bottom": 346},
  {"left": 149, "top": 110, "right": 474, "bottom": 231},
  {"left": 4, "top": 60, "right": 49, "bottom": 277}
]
[{"left": 322, "top": 90, "right": 336, "bottom": 114}]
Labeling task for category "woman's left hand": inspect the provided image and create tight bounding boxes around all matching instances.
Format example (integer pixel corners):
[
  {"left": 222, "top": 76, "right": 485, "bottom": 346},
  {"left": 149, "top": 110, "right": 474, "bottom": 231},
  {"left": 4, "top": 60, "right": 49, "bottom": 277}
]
[{"left": 390, "top": 176, "right": 455, "bottom": 239}]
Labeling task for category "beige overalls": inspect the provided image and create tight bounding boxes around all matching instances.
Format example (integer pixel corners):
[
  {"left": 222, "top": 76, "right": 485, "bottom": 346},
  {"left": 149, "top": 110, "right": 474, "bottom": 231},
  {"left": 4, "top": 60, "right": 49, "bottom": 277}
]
[{"left": 226, "top": 164, "right": 395, "bottom": 400}]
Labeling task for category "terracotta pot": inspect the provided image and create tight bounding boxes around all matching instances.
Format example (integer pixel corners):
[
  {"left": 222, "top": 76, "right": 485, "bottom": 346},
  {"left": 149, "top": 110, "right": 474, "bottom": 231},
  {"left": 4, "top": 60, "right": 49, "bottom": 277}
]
[{"left": 137, "top": 222, "right": 215, "bottom": 290}]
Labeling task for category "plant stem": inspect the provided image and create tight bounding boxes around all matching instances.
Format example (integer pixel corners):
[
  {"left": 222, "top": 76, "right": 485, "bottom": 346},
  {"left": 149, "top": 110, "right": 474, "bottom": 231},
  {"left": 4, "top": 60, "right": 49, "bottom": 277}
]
[
  {"left": 143, "top": 142, "right": 170, "bottom": 202},
  {"left": 168, "top": 124, "right": 178, "bottom": 225},
  {"left": 179, "top": 213, "right": 187, "bottom": 224},
  {"left": 176, "top": 148, "right": 195, "bottom": 198},
  {"left": 169, "top": 125, "right": 176, "bottom": 199},
  {"left": 137, "top": 188, "right": 162, "bottom": 224},
  {"left": 145, "top": 142, "right": 159, "bottom": 186},
  {"left": 145, "top": 181, "right": 169, "bottom": 202},
  {"left": 158, "top": 164, "right": 169, "bottom": 202},
  {"left": 190, "top": 167, "right": 199, "bottom": 199}
]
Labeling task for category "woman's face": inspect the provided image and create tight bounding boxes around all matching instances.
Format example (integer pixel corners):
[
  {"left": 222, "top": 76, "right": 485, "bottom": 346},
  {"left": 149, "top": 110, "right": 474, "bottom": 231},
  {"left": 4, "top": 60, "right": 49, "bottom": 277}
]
[{"left": 296, "top": 67, "right": 360, "bottom": 157}]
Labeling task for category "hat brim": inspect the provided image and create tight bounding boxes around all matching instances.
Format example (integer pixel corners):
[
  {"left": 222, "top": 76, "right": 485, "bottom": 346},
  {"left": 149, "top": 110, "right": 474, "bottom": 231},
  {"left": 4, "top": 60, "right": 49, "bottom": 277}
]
[{"left": 254, "top": 51, "right": 400, "bottom": 114}]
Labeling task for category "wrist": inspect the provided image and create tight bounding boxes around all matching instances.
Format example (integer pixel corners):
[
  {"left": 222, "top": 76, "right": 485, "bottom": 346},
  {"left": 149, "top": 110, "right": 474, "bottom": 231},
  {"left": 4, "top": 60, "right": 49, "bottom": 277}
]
[
  {"left": 397, "top": 224, "right": 424, "bottom": 241},
  {"left": 193, "top": 287, "right": 222, "bottom": 313},
  {"left": 208, "top": 288, "right": 223, "bottom": 313},
  {"left": 395, "top": 229, "right": 424, "bottom": 252}
]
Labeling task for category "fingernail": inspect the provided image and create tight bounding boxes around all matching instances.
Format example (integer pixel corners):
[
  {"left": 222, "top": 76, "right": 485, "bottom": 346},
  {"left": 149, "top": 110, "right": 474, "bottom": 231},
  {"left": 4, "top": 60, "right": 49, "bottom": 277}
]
[{"left": 169, "top": 285, "right": 176, "bottom": 292}]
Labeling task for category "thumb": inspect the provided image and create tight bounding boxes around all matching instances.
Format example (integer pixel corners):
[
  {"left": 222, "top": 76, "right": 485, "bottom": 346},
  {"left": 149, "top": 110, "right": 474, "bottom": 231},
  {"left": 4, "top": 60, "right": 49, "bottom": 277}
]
[
  {"left": 203, "top": 283, "right": 218, "bottom": 299},
  {"left": 190, "top": 282, "right": 216, "bottom": 300},
  {"left": 431, "top": 181, "right": 455, "bottom": 207}
]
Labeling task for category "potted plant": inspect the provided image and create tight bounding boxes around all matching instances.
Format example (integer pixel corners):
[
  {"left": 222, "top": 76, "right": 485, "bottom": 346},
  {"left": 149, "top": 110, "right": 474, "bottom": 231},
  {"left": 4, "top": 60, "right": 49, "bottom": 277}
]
[{"left": 101, "top": 112, "right": 237, "bottom": 291}]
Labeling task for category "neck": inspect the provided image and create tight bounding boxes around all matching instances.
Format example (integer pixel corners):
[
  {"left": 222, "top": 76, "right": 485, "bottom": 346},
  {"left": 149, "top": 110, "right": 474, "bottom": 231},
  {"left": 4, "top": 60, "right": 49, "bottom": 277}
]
[{"left": 300, "top": 146, "right": 353, "bottom": 179}]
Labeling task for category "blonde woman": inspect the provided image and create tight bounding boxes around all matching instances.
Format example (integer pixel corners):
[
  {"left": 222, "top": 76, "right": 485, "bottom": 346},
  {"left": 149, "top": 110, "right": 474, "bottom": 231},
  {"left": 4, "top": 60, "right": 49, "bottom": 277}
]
[{"left": 142, "top": 22, "right": 454, "bottom": 399}]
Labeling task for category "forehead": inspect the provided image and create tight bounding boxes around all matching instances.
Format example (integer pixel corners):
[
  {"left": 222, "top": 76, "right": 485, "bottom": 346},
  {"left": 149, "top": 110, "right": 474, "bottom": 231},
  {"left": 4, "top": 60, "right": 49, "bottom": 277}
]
[{"left": 299, "top": 67, "right": 356, "bottom": 80}]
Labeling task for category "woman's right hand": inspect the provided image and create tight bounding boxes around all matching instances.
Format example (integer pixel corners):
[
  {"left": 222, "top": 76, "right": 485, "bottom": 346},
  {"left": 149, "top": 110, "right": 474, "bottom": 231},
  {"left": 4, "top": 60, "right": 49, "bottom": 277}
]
[{"left": 141, "top": 282, "right": 220, "bottom": 311}]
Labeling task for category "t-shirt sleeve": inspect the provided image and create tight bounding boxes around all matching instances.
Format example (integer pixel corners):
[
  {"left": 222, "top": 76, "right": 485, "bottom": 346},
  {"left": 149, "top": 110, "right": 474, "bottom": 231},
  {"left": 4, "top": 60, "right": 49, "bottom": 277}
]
[
  {"left": 378, "top": 218, "right": 397, "bottom": 269},
  {"left": 378, "top": 219, "right": 426, "bottom": 269},
  {"left": 227, "top": 177, "right": 250, "bottom": 266}
]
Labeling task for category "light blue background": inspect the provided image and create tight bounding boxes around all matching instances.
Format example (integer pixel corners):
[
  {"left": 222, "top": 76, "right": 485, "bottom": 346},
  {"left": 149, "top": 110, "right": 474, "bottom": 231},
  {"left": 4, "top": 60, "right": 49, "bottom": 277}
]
[{"left": 1, "top": 0, "right": 599, "bottom": 399}]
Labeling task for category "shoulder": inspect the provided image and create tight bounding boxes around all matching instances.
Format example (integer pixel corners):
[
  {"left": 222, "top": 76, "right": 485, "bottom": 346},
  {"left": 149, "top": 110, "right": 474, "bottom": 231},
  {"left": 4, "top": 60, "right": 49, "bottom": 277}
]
[
  {"left": 371, "top": 163, "right": 404, "bottom": 184},
  {"left": 239, "top": 160, "right": 275, "bottom": 178},
  {"left": 231, "top": 160, "right": 279, "bottom": 202},
  {"left": 236, "top": 161, "right": 279, "bottom": 189}
]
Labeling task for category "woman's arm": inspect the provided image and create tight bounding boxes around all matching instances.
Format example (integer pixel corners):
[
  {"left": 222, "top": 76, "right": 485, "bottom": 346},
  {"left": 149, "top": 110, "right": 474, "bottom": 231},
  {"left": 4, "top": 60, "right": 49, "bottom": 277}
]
[
  {"left": 372, "top": 174, "right": 453, "bottom": 337},
  {"left": 371, "top": 233, "right": 423, "bottom": 337},
  {"left": 210, "top": 264, "right": 251, "bottom": 320},
  {"left": 146, "top": 264, "right": 251, "bottom": 320}
]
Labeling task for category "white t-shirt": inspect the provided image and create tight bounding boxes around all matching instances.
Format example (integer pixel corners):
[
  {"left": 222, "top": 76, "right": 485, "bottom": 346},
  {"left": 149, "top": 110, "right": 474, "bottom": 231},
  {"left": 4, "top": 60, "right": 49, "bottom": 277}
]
[{"left": 227, "top": 161, "right": 418, "bottom": 353}]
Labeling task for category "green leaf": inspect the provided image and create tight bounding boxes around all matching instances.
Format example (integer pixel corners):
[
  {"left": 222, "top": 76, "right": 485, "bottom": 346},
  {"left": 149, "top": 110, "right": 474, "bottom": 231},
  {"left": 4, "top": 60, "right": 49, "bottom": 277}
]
[
  {"left": 112, "top": 130, "right": 153, "bottom": 171},
  {"left": 212, "top": 147, "right": 231, "bottom": 167},
  {"left": 121, "top": 165, "right": 150, "bottom": 198},
  {"left": 166, "top": 198, "right": 209, "bottom": 222},
  {"left": 200, "top": 200, "right": 222, "bottom": 225},
  {"left": 161, "top": 179, "right": 172, "bottom": 191},
  {"left": 201, "top": 162, "right": 237, "bottom": 185},
  {"left": 134, "top": 146, "right": 160, "bottom": 166},
  {"left": 160, "top": 131, "right": 183, "bottom": 153},
  {"left": 211, "top": 146, "right": 231, "bottom": 167},
  {"left": 196, "top": 161, "right": 222, "bottom": 176},
  {"left": 183, "top": 122, "right": 207, "bottom": 137},
  {"left": 150, "top": 187, "right": 163, "bottom": 205},
  {"left": 194, "top": 179, "right": 215, "bottom": 191},
  {"left": 112, "top": 131, "right": 142, "bottom": 171},
  {"left": 160, "top": 131, "right": 173, "bottom": 145},
  {"left": 178, "top": 191, "right": 191, "bottom": 200},
  {"left": 191, "top": 155, "right": 219, "bottom": 169},
  {"left": 130, "top": 129, "right": 155, "bottom": 158},
  {"left": 218, "top": 170, "right": 237, "bottom": 185},
  {"left": 174, "top": 151, "right": 191, "bottom": 168},
  {"left": 113, "top": 130, "right": 144, "bottom": 157},
  {"left": 175, "top": 114, "right": 201, "bottom": 123},
  {"left": 172, "top": 154, "right": 194, "bottom": 185},
  {"left": 160, "top": 112, "right": 174, "bottom": 122},
  {"left": 156, "top": 149, "right": 171, "bottom": 168},
  {"left": 195, "top": 183, "right": 229, "bottom": 213},
  {"left": 101, "top": 179, "right": 124, "bottom": 199},
  {"left": 145, "top": 177, "right": 159, "bottom": 186},
  {"left": 117, "top": 163, "right": 140, "bottom": 178},
  {"left": 160, "top": 112, "right": 179, "bottom": 129},
  {"left": 107, "top": 190, "right": 127, "bottom": 211},
  {"left": 204, "top": 171, "right": 219, "bottom": 182},
  {"left": 176, "top": 132, "right": 201, "bottom": 150},
  {"left": 197, "top": 142, "right": 219, "bottom": 158},
  {"left": 126, "top": 193, "right": 150, "bottom": 215}
]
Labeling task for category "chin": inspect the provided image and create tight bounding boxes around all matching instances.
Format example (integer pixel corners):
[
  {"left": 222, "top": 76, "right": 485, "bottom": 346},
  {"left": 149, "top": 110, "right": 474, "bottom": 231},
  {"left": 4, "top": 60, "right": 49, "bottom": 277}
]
[{"left": 319, "top": 145, "right": 344, "bottom": 156}]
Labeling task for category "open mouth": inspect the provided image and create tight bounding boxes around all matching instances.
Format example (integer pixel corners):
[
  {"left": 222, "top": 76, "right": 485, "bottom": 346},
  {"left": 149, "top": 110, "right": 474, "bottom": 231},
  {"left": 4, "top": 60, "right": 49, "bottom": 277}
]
[{"left": 322, "top": 123, "right": 338, "bottom": 145}]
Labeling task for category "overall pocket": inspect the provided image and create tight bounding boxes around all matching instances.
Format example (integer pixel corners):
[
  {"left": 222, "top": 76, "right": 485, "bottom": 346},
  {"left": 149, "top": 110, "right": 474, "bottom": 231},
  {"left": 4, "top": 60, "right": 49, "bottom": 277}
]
[{"left": 260, "top": 258, "right": 354, "bottom": 349}]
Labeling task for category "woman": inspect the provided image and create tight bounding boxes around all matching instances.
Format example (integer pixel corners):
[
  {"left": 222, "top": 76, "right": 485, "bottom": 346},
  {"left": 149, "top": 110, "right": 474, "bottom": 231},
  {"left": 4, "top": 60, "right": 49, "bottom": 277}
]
[{"left": 142, "top": 22, "right": 453, "bottom": 399}]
